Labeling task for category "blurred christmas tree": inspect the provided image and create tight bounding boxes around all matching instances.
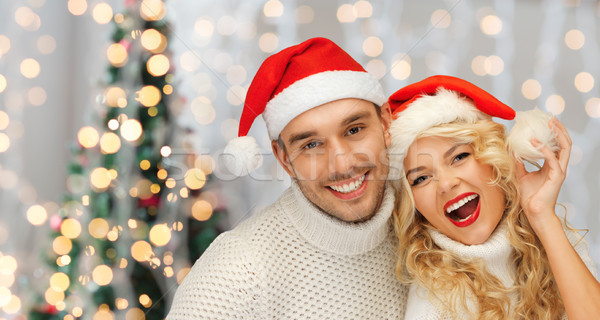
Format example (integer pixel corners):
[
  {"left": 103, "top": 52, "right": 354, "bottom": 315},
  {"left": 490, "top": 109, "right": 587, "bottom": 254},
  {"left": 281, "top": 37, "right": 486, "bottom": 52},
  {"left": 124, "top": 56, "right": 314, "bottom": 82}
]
[{"left": 28, "top": 1, "right": 225, "bottom": 319}]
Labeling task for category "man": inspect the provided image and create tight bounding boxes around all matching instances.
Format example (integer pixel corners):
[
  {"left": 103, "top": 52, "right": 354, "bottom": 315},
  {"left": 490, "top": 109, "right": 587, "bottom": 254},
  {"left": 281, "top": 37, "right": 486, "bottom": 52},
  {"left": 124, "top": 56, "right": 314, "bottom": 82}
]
[{"left": 167, "top": 37, "right": 407, "bottom": 319}]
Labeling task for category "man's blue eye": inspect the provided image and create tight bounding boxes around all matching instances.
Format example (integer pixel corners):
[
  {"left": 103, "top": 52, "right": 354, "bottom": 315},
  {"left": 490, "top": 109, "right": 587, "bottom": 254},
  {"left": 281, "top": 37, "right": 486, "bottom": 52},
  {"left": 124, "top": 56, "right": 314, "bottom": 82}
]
[{"left": 304, "top": 141, "right": 319, "bottom": 149}]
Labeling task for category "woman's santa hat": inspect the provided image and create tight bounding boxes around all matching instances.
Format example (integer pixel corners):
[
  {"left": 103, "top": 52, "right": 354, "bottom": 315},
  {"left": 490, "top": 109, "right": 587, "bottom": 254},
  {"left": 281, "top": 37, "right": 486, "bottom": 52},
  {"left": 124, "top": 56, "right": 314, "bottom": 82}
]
[
  {"left": 387, "top": 75, "right": 558, "bottom": 174},
  {"left": 223, "top": 37, "right": 386, "bottom": 176}
]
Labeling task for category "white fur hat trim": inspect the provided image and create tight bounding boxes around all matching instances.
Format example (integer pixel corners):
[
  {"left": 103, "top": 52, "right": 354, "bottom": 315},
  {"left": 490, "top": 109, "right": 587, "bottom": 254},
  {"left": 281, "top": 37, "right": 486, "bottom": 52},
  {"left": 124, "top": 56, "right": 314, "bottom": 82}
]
[
  {"left": 507, "top": 108, "right": 558, "bottom": 162},
  {"left": 263, "top": 70, "right": 386, "bottom": 140},
  {"left": 222, "top": 136, "right": 263, "bottom": 176},
  {"left": 388, "top": 88, "right": 490, "bottom": 174}
]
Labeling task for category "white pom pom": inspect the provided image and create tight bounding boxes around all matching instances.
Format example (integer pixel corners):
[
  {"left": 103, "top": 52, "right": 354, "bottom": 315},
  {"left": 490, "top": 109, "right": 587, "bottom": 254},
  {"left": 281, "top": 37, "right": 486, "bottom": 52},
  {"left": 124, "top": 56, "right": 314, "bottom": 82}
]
[
  {"left": 222, "top": 136, "right": 263, "bottom": 176},
  {"left": 507, "top": 108, "right": 559, "bottom": 162}
]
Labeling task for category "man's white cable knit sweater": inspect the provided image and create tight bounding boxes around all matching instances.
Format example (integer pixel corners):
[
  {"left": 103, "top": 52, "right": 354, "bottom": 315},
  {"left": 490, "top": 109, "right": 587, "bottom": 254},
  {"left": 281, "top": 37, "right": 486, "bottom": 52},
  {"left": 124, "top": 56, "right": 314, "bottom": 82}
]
[
  {"left": 167, "top": 182, "right": 408, "bottom": 319},
  {"left": 404, "top": 223, "right": 598, "bottom": 320}
]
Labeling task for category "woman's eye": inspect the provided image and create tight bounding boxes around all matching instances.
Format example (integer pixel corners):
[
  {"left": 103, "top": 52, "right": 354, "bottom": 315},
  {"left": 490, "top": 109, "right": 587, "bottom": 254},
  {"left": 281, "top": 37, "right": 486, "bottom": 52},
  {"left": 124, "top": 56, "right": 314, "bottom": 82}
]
[
  {"left": 453, "top": 152, "right": 470, "bottom": 163},
  {"left": 347, "top": 126, "right": 362, "bottom": 135},
  {"left": 411, "top": 176, "right": 428, "bottom": 186}
]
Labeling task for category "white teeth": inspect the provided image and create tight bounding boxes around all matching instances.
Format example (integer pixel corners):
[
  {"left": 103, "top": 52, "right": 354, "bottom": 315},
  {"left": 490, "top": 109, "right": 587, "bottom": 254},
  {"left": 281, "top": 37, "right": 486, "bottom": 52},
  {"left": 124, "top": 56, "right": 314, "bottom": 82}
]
[
  {"left": 446, "top": 194, "right": 478, "bottom": 214},
  {"left": 330, "top": 175, "right": 365, "bottom": 193}
]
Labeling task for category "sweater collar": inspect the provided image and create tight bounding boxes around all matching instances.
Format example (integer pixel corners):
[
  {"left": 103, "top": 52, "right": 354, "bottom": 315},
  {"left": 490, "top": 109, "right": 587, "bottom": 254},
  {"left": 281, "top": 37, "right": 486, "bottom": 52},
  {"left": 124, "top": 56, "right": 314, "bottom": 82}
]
[
  {"left": 428, "top": 222, "right": 515, "bottom": 287},
  {"left": 281, "top": 180, "right": 395, "bottom": 255}
]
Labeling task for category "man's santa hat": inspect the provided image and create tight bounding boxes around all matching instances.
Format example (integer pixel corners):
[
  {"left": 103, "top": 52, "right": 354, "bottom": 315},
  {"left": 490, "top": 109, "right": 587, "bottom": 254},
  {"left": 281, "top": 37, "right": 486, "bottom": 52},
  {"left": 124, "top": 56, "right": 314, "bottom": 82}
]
[
  {"left": 387, "top": 75, "right": 558, "bottom": 174},
  {"left": 223, "top": 37, "right": 386, "bottom": 176}
]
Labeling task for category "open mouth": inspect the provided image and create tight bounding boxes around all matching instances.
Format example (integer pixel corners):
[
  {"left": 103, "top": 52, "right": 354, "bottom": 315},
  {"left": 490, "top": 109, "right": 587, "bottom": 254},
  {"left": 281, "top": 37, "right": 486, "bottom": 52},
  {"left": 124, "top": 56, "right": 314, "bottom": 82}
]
[
  {"left": 328, "top": 174, "right": 366, "bottom": 193},
  {"left": 327, "top": 173, "right": 369, "bottom": 200},
  {"left": 444, "top": 193, "right": 480, "bottom": 227}
]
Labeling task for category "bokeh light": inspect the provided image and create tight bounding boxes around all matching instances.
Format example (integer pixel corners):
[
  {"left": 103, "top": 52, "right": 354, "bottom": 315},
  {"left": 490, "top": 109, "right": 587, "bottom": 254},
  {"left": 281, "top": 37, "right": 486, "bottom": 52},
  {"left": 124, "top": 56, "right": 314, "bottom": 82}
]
[
  {"left": 149, "top": 224, "right": 171, "bottom": 247},
  {"left": 585, "top": 97, "right": 600, "bottom": 118},
  {"left": 20, "top": 58, "right": 41, "bottom": 78},
  {"left": 521, "top": 79, "right": 542, "bottom": 100},
  {"left": 67, "top": 0, "right": 87, "bottom": 15},
  {"left": 26, "top": 204, "right": 47, "bottom": 225},
  {"left": 259, "top": 33, "right": 278, "bottom": 53},
  {"left": 226, "top": 86, "right": 246, "bottom": 107},
  {"left": 131, "top": 240, "right": 153, "bottom": 262},
  {"left": 0, "top": 133, "right": 10, "bottom": 153},
  {"left": 184, "top": 168, "right": 206, "bottom": 190},
  {"left": 136, "top": 85, "right": 161, "bottom": 107},
  {"left": 89, "top": 218, "right": 109, "bottom": 239},
  {"left": 100, "top": 132, "right": 121, "bottom": 154},
  {"left": 295, "top": 5, "right": 314, "bottom": 24},
  {"left": 104, "top": 86, "right": 127, "bottom": 108},
  {"left": 0, "top": 35, "right": 11, "bottom": 54},
  {"left": 0, "top": 74, "right": 6, "bottom": 93},
  {"left": 391, "top": 59, "right": 411, "bottom": 80},
  {"left": 565, "top": 29, "right": 585, "bottom": 50},
  {"left": 191, "top": 200, "right": 213, "bottom": 221},
  {"left": 140, "top": 0, "right": 166, "bottom": 21},
  {"left": 60, "top": 218, "right": 82, "bottom": 239},
  {"left": 545, "top": 94, "right": 565, "bottom": 115},
  {"left": 90, "top": 167, "right": 112, "bottom": 190},
  {"left": 194, "top": 18, "right": 214, "bottom": 37},
  {"left": 431, "top": 9, "right": 451, "bottom": 29},
  {"left": 337, "top": 4, "right": 356, "bottom": 23},
  {"left": 147, "top": 54, "right": 170, "bottom": 76},
  {"left": 92, "top": 2, "right": 113, "bottom": 24},
  {"left": 141, "top": 29, "right": 167, "bottom": 53},
  {"left": 107, "top": 43, "right": 128, "bottom": 67},
  {"left": 78, "top": 126, "right": 100, "bottom": 148},
  {"left": 480, "top": 15, "right": 502, "bottom": 35},
  {"left": 52, "top": 236, "right": 73, "bottom": 255},
  {"left": 264, "top": 0, "right": 284, "bottom": 17},
  {"left": 365, "top": 59, "right": 386, "bottom": 80},
  {"left": 363, "top": 36, "right": 383, "bottom": 57},
  {"left": 92, "top": 265, "right": 113, "bottom": 286},
  {"left": 574, "top": 71, "right": 594, "bottom": 93},
  {"left": 28, "top": 86, "right": 47, "bottom": 106},
  {"left": 37, "top": 35, "right": 56, "bottom": 55},
  {"left": 354, "top": 1, "right": 373, "bottom": 18},
  {"left": 120, "top": 119, "right": 143, "bottom": 141},
  {"left": 49, "top": 272, "right": 70, "bottom": 292}
]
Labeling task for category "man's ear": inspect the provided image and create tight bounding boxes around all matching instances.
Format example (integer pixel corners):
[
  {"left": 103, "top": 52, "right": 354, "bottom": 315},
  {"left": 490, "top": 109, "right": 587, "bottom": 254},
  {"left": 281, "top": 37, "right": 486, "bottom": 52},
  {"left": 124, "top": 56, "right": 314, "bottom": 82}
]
[
  {"left": 271, "top": 140, "right": 296, "bottom": 178},
  {"left": 380, "top": 102, "right": 393, "bottom": 147}
]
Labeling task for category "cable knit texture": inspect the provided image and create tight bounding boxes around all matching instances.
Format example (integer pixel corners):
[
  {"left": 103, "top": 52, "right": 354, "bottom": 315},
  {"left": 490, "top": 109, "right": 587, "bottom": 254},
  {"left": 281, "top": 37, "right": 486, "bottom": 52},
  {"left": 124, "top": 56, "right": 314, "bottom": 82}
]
[
  {"left": 404, "top": 222, "right": 598, "bottom": 320},
  {"left": 167, "top": 182, "right": 408, "bottom": 319}
]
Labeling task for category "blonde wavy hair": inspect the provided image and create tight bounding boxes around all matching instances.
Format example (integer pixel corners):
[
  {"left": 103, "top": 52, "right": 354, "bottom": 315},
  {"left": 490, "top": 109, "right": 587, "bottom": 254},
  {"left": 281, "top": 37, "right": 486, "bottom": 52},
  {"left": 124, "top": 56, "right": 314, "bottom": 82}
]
[{"left": 392, "top": 120, "right": 564, "bottom": 319}]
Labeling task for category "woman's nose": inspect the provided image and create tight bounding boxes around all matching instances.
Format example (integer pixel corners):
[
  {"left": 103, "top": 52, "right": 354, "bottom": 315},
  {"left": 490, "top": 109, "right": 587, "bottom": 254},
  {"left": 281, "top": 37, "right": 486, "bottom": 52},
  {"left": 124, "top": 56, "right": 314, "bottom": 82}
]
[{"left": 437, "top": 168, "right": 460, "bottom": 194}]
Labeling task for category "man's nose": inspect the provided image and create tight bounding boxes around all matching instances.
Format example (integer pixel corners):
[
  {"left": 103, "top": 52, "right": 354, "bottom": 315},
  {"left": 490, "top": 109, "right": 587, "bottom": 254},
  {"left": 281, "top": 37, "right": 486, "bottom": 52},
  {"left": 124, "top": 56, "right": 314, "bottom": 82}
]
[{"left": 329, "top": 138, "right": 355, "bottom": 175}]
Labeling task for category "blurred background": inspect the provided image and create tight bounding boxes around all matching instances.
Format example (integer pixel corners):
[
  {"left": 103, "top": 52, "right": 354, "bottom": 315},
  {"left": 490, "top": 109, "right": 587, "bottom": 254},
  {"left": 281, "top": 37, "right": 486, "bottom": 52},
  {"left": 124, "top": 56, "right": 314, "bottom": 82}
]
[{"left": 0, "top": 0, "right": 598, "bottom": 318}]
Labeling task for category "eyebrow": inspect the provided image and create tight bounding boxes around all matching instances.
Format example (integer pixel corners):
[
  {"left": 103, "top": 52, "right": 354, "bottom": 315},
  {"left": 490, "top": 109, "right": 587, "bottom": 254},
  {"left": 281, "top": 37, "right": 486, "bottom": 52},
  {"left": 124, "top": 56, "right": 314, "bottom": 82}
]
[
  {"left": 341, "top": 110, "right": 371, "bottom": 126},
  {"left": 287, "top": 130, "right": 318, "bottom": 147},
  {"left": 405, "top": 166, "right": 425, "bottom": 177},
  {"left": 405, "top": 143, "right": 468, "bottom": 177},
  {"left": 443, "top": 143, "right": 467, "bottom": 159}
]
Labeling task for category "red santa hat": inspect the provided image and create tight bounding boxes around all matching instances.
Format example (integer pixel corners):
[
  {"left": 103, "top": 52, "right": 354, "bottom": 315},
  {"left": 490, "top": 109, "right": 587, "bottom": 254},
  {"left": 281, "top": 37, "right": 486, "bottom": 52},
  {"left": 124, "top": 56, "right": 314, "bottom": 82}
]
[
  {"left": 223, "top": 37, "right": 386, "bottom": 176},
  {"left": 388, "top": 75, "right": 559, "bottom": 174},
  {"left": 387, "top": 75, "right": 514, "bottom": 169}
]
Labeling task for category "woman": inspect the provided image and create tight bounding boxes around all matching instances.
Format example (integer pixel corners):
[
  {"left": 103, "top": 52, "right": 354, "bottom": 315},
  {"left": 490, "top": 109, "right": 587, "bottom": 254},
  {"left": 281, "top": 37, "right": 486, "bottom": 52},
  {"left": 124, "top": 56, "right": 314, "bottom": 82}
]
[{"left": 388, "top": 75, "right": 599, "bottom": 319}]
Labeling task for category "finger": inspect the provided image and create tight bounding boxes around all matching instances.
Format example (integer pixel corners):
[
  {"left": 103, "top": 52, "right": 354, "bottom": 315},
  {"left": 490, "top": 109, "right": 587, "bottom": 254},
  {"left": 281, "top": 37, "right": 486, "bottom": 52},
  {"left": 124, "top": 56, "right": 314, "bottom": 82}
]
[
  {"left": 532, "top": 138, "right": 563, "bottom": 178},
  {"left": 513, "top": 155, "right": 528, "bottom": 179},
  {"left": 551, "top": 117, "right": 572, "bottom": 145},
  {"left": 550, "top": 119, "right": 571, "bottom": 170}
]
